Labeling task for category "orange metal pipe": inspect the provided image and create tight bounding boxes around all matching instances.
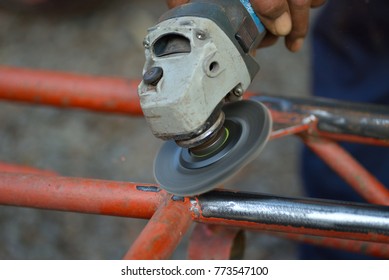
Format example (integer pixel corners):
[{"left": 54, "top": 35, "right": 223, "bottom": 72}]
[
  {"left": 0, "top": 66, "right": 142, "bottom": 115},
  {"left": 0, "top": 173, "right": 162, "bottom": 219},
  {"left": 270, "top": 122, "right": 313, "bottom": 140},
  {"left": 0, "top": 162, "right": 57, "bottom": 176},
  {"left": 123, "top": 196, "right": 193, "bottom": 260},
  {"left": 315, "top": 131, "right": 389, "bottom": 147},
  {"left": 303, "top": 137, "right": 389, "bottom": 205}
]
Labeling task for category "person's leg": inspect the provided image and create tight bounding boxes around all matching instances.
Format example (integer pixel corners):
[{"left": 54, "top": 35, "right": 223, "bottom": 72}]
[{"left": 300, "top": 0, "right": 389, "bottom": 259}]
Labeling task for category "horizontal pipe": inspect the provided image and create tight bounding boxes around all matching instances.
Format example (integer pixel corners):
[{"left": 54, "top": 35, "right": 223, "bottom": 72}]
[
  {"left": 0, "top": 173, "right": 163, "bottom": 219},
  {"left": 192, "top": 190, "right": 389, "bottom": 244},
  {"left": 252, "top": 95, "right": 389, "bottom": 146},
  {"left": 124, "top": 196, "right": 193, "bottom": 260},
  {"left": 2, "top": 173, "right": 389, "bottom": 245},
  {"left": 0, "top": 66, "right": 142, "bottom": 115},
  {"left": 303, "top": 137, "right": 389, "bottom": 205},
  {"left": 0, "top": 162, "right": 57, "bottom": 176},
  {"left": 2, "top": 66, "right": 388, "bottom": 146}
]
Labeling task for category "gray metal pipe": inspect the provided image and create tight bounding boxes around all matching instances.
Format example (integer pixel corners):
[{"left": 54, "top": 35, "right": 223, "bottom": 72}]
[
  {"left": 193, "top": 191, "right": 389, "bottom": 242},
  {"left": 253, "top": 95, "right": 389, "bottom": 140}
]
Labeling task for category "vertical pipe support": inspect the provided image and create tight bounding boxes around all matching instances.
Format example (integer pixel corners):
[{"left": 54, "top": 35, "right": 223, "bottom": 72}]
[{"left": 123, "top": 196, "right": 193, "bottom": 260}]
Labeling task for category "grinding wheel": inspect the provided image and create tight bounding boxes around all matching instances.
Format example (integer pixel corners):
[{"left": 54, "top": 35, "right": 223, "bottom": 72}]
[{"left": 154, "top": 100, "right": 272, "bottom": 196}]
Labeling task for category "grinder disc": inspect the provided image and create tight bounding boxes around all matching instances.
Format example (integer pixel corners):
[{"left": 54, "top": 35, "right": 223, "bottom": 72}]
[{"left": 154, "top": 100, "right": 272, "bottom": 196}]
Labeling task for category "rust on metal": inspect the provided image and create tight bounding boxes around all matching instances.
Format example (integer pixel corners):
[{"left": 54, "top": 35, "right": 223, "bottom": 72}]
[
  {"left": 123, "top": 195, "right": 193, "bottom": 260},
  {"left": 0, "top": 66, "right": 142, "bottom": 115},
  {"left": 0, "top": 173, "right": 163, "bottom": 219}
]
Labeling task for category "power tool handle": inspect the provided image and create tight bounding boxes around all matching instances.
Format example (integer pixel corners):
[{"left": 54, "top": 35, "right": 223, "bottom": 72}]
[{"left": 163, "top": 0, "right": 266, "bottom": 53}]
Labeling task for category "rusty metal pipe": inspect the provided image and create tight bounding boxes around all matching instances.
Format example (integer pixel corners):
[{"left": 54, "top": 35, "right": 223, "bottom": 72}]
[
  {"left": 270, "top": 122, "right": 313, "bottom": 140},
  {"left": 253, "top": 95, "right": 389, "bottom": 146},
  {"left": 0, "top": 162, "right": 57, "bottom": 176},
  {"left": 2, "top": 173, "right": 389, "bottom": 245},
  {"left": 2, "top": 65, "right": 389, "bottom": 147},
  {"left": 0, "top": 173, "right": 163, "bottom": 219},
  {"left": 192, "top": 190, "right": 389, "bottom": 244},
  {"left": 123, "top": 196, "right": 193, "bottom": 260},
  {"left": 303, "top": 137, "right": 389, "bottom": 205},
  {"left": 0, "top": 66, "right": 142, "bottom": 115}
]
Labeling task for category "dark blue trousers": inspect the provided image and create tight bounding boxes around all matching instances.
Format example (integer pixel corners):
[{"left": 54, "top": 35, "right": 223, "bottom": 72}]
[{"left": 300, "top": 1, "right": 389, "bottom": 259}]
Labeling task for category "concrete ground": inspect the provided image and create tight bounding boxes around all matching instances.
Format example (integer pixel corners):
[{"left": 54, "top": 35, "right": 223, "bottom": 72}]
[{"left": 0, "top": 0, "right": 320, "bottom": 259}]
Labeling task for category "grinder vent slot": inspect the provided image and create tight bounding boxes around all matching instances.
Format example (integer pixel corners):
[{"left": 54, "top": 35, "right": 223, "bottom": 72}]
[{"left": 154, "top": 34, "right": 191, "bottom": 57}]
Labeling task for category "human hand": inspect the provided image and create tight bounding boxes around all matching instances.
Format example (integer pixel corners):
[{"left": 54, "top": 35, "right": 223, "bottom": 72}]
[{"left": 166, "top": 0, "right": 326, "bottom": 52}]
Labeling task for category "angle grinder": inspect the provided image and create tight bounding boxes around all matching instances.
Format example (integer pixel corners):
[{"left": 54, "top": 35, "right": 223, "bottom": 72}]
[{"left": 138, "top": 0, "right": 272, "bottom": 196}]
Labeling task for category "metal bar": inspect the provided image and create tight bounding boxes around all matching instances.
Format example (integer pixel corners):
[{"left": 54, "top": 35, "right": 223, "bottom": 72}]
[
  {"left": 192, "top": 190, "right": 389, "bottom": 244},
  {"left": 274, "top": 232, "right": 389, "bottom": 259},
  {"left": 2, "top": 65, "right": 388, "bottom": 146},
  {"left": 0, "top": 162, "right": 57, "bottom": 176},
  {"left": 303, "top": 137, "right": 389, "bottom": 205},
  {"left": 123, "top": 195, "right": 193, "bottom": 260},
  {"left": 2, "top": 173, "right": 389, "bottom": 244},
  {"left": 0, "top": 173, "right": 163, "bottom": 219},
  {"left": 252, "top": 95, "right": 389, "bottom": 146},
  {"left": 0, "top": 66, "right": 142, "bottom": 116},
  {"left": 270, "top": 121, "right": 314, "bottom": 140}
]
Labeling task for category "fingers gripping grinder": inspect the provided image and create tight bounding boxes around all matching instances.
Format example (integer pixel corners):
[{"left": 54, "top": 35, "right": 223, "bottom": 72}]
[{"left": 138, "top": 0, "right": 272, "bottom": 196}]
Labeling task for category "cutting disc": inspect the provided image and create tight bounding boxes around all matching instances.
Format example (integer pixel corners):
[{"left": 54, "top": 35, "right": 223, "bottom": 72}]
[{"left": 154, "top": 100, "right": 272, "bottom": 196}]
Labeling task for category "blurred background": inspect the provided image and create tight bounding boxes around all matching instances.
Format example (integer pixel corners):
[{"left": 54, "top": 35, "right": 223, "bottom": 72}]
[{"left": 0, "top": 0, "right": 321, "bottom": 259}]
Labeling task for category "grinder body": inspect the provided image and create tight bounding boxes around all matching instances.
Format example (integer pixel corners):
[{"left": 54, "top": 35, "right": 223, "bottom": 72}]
[
  {"left": 138, "top": 0, "right": 266, "bottom": 142},
  {"left": 138, "top": 1, "right": 272, "bottom": 196}
]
